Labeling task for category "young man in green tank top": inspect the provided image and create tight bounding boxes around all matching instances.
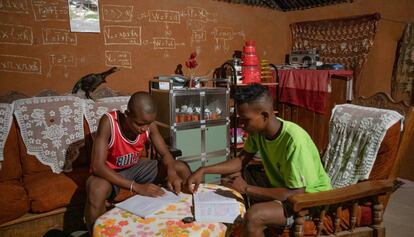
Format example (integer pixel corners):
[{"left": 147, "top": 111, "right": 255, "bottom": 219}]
[{"left": 187, "top": 84, "right": 331, "bottom": 237}]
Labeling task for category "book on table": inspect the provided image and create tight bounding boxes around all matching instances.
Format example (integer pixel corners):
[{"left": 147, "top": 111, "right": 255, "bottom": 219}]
[
  {"left": 194, "top": 189, "right": 241, "bottom": 223},
  {"left": 115, "top": 188, "right": 184, "bottom": 218}
]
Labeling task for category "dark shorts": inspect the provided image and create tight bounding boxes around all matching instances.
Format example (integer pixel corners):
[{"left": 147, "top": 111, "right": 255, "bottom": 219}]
[
  {"left": 244, "top": 164, "right": 294, "bottom": 227},
  {"left": 108, "top": 159, "right": 158, "bottom": 200},
  {"left": 277, "top": 200, "right": 295, "bottom": 227}
]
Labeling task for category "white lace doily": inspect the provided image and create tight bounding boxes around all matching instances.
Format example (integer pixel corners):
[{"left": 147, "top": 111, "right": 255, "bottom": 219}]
[
  {"left": 84, "top": 96, "right": 130, "bottom": 135},
  {"left": 323, "top": 104, "right": 403, "bottom": 188},
  {"left": 0, "top": 103, "right": 14, "bottom": 165},
  {"left": 13, "top": 96, "right": 85, "bottom": 173}
]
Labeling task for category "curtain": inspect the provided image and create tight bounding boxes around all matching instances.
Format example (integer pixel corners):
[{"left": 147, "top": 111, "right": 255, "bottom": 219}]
[
  {"left": 392, "top": 23, "right": 414, "bottom": 105},
  {"left": 290, "top": 13, "right": 380, "bottom": 97}
]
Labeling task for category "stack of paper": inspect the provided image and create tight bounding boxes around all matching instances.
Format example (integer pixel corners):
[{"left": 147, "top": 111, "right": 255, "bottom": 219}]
[
  {"left": 115, "top": 189, "right": 182, "bottom": 218},
  {"left": 194, "top": 190, "right": 241, "bottom": 223}
]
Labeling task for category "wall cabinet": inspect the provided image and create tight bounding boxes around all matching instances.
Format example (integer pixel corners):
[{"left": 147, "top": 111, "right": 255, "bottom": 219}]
[{"left": 150, "top": 82, "right": 230, "bottom": 183}]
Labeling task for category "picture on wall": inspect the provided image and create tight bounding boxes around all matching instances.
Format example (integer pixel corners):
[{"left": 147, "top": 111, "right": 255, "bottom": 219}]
[{"left": 68, "top": 0, "right": 100, "bottom": 33}]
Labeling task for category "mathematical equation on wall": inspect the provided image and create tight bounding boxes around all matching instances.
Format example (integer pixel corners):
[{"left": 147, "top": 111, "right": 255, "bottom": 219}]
[{"left": 0, "top": 2, "right": 245, "bottom": 75}]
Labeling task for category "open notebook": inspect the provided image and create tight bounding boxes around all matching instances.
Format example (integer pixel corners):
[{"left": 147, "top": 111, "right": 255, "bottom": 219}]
[
  {"left": 194, "top": 189, "right": 241, "bottom": 223},
  {"left": 115, "top": 189, "right": 185, "bottom": 218}
]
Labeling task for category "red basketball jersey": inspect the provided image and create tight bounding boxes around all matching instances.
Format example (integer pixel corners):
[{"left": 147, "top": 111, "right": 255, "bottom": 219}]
[{"left": 105, "top": 111, "right": 149, "bottom": 170}]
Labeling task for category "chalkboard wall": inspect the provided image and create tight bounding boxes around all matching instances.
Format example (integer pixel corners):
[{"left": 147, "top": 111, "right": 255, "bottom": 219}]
[{"left": 0, "top": 0, "right": 288, "bottom": 95}]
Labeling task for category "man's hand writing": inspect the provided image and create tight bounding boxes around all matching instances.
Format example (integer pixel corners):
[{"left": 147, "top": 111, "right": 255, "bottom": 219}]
[
  {"left": 166, "top": 173, "right": 182, "bottom": 194},
  {"left": 133, "top": 183, "right": 165, "bottom": 197},
  {"left": 186, "top": 169, "right": 204, "bottom": 193}
]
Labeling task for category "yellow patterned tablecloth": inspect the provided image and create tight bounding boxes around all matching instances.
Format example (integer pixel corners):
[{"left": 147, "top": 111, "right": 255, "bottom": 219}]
[{"left": 94, "top": 184, "right": 245, "bottom": 237}]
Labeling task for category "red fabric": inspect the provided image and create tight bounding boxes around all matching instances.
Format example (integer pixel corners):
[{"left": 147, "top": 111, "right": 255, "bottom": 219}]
[
  {"left": 278, "top": 69, "right": 353, "bottom": 114},
  {"left": 106, "top": 111, "right": 149, "bottom": 170},
  {"left": 359, "top": 205, "right": 372, "bottom": 226}
]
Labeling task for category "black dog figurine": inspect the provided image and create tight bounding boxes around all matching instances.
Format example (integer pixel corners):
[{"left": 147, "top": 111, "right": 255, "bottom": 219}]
[{"left": 72, "top": 67, "right": 120, "bottom": 100}]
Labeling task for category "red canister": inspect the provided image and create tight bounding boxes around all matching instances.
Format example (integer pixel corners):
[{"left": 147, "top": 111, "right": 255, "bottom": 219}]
[
  {"left": 242, "top": 40, "right": 259, "bottom": 66},
  {"left": 242, "top": 53, "right": 259, "bottom": 66},
  {"left": 242, "top": 66, "right": 261, "bottom": 84}
]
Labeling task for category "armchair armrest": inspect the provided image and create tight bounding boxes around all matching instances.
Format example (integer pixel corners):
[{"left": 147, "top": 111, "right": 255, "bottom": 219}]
[{"left": 287, "top": 179, "right": 394, "bottom": 212}]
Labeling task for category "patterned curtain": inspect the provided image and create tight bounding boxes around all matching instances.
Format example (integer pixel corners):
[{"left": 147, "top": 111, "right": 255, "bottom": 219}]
[
  {"left": 392, "top": 23, "right": 414, "bottom": 105},
  {"left": 290, "top": 13, "right": 380, "bottom": 96}
]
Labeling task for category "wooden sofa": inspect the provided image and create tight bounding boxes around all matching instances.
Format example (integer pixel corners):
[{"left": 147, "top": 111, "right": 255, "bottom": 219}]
[{"left": 0, "top": 88, "right": 133, "bottom": 237}]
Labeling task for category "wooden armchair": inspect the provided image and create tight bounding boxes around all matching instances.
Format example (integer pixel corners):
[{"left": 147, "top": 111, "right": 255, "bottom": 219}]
[{"left": 285, "top": 92, "right": 413, "bottom": 237}]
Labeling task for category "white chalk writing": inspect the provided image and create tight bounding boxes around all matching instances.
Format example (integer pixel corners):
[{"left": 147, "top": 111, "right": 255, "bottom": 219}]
[
  {"left": 193, "top": 30, "right": 206, "bottom": 42},
  {"left": 0, "top": 0, "right": 28, "bottom": 13},
  {"left": 153, "top": 37, "right": 176, "bottom": 50},
  {"left": 42, "top": 28, "right": 77, "bottom": 45},
  {"left": 0, "top": 23, "right": 33, "bottom": 45},
  {"left": 47, "top": 53, "right": 77, "bottom": 78},
  {"left": 213, "top": 27, "right": 233, "bottom": 40},
  {"left": 0, "top": 54, "right": 41, "bottom": 74},
  {"left": 148, "top": 10, "right": 180, "bottom": 24},
  {"left": 32, "top": 0, "right": 68, "bottom": 21},
  {"left": 104, "top": 26, "right": 141, "bottom": 45},
  {"left": 105, "top": 51, "right": 132, "bottom": 68},
  {"left": 49, "top": 53, "right": 76, "bottom": 67},
  {"left": 187, "top": 6, "right": 209, "bottom": 22},
  {"left": 102, "top": 4, "right": 133, "bottom": 22}
]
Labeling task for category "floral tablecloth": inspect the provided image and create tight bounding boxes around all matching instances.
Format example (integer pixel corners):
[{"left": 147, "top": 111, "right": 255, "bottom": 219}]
[{"left": 94, "top": 184, "right": 245, "bottom": 237}]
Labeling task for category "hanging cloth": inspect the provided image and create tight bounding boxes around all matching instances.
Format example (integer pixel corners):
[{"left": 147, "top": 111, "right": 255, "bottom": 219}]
[
  {"left": 13, "top": 96, "right": 85, "bottom": 173},
  {"left": 0, "top": 103, "right": 14, "bottom": 168},
  {"left": 84, "top": 96, "right": 130, "bottom": 136},
  {"left": 392, "top": 22, "right": 414, "bottom": 104},
  {"left": 323, "top": 104, "right": 403, "bottom": 188}
]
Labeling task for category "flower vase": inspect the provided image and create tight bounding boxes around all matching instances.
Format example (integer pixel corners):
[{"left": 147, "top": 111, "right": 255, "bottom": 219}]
[{"left": 189, "top": 76, "right": 201, "bottom": 88}]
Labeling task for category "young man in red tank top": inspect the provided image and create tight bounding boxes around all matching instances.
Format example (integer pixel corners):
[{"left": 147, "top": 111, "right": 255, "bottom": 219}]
[{"left": 84, "top": 92, "right": 191, "bottom": 233}]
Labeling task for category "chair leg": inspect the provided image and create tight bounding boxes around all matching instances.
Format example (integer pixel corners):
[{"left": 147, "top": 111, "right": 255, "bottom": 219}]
[
  {"left": 294, "top": 211, "right": 306, "bottom": 237},
  {"left": 372, "top": 197, "right": 385, "bottom": 237}
]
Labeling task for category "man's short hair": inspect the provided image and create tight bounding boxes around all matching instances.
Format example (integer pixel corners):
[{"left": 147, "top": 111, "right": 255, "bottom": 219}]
[
  {"left": 128, "top": 91, "right": 157, "bottom": 116},
  {"left": 234, "top": 83, "right": 272, "bottom": 108}
]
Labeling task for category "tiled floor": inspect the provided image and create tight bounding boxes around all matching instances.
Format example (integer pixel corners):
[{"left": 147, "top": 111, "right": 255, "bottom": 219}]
[{"left": 383, "top": 178, "right": 414, "bottom": 237}]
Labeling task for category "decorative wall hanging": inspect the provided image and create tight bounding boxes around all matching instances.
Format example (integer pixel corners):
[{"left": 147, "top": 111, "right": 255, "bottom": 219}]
[
  {"left": 392, "top": 23, "right": 414, "bottom": 105},
  {"left": 13, "top": 96, "right": 85, "bottom": 173},
  {"left": 290, "top": 13, "right": 380, "bottom": 97}
]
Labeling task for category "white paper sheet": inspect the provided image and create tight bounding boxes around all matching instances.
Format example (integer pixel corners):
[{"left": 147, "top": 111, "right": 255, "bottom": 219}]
[
  {"left": 115, "top": 189, "right": 183, "bottom": 218},
  {"left": 194, "top": 190, "right": 241, "bottom": 223}
]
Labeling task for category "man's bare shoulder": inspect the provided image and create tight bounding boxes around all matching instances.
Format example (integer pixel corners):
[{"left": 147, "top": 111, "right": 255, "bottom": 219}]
[{"left": 96, "top": 114, "right": 112, "bottom": 138}]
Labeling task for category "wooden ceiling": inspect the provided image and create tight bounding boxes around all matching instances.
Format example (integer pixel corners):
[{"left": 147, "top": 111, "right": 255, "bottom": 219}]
[{"left": 218, "top": 0, "right": 353, "bottom": 11}]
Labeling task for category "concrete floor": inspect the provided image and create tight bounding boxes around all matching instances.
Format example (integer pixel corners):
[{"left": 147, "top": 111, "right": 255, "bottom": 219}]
[{"left": 383, "top": 178, "right": 414, "bottom": 237}]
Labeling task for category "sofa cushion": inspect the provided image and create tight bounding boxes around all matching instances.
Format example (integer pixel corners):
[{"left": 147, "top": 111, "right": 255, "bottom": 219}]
[
  {"left": 17, "top": 124, "right": 52, "bottom": 176},
  {"left": 369, "top": 121, "right": 401, "bottom": 180},
  {"left": 0, "top": 180, "right": 30, "bottom": 224},
  {"left": 0, "top": 119, "right": 22, "bottom": 182},
  {"left": 24, "top": 169, "right": 89, "bottom": 213}
]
